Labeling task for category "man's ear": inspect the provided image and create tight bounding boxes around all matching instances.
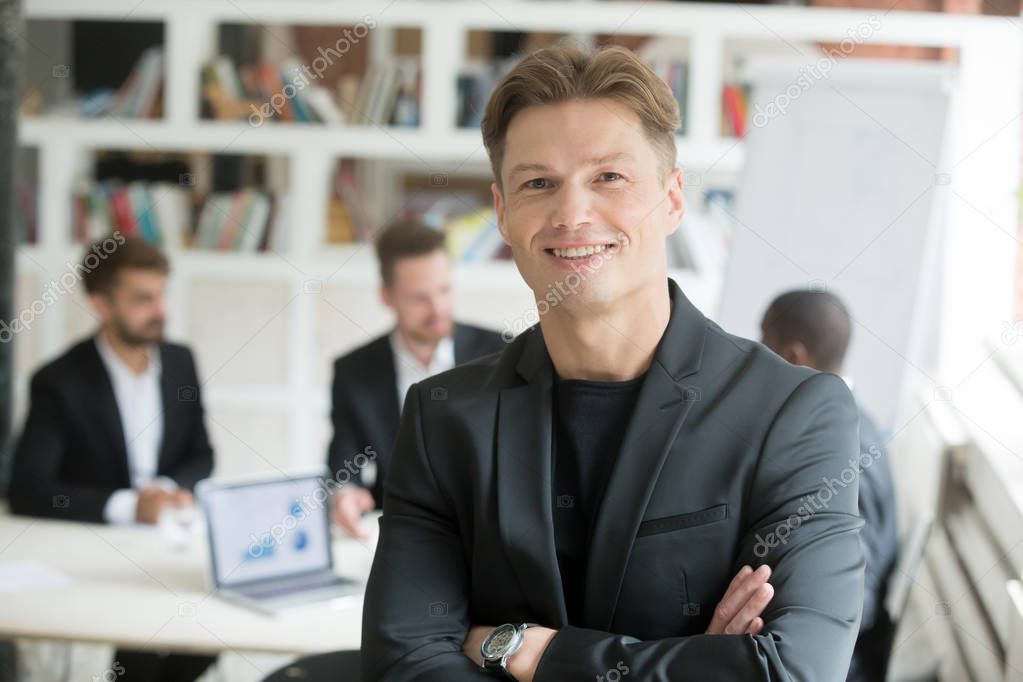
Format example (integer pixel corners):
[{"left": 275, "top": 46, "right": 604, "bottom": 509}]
[
  {"left": 379, "top": 285, "right": 394, "bottom": 310},
  {"left": 88, "top": 292, "right": 112, "bottom": 325},
  {"left": 782, "top": 341, "right": 815, "bottom": 369},
  {"left": 492, "top": 181, "right": 509, "bottom": 245},
  {"left": 664, "top": 166, "right": 685, "bottom": 236}
]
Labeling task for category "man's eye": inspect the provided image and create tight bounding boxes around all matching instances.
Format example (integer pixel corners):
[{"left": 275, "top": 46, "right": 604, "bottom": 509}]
[
  {"left": 524, "top": 178, "right": 549, "bottom": 190},
  {"left": 599, "top": 172, "right": 623, "bottom": 182}
]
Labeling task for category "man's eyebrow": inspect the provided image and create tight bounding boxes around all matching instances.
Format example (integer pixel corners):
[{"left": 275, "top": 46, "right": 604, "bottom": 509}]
[
  {"left": 507, "top": 152, "right": 636, "bottom": 177},
  {"left": 507, "top": 162, "right": 551, "bottom": 177},
  {"left": 586, "top": 152, "right": 636, "bottom": 165}
]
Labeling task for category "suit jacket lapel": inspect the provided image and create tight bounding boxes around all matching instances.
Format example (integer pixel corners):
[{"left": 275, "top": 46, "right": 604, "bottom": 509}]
[
  {"left": 452, "top": 323, "right": 469, "bottom": 364},
  {"left": 156, "top": 344, "right": 176, "bottom": 475},
  {"left": 496, "top": 326, "right": 568, "bottom": 626},
  {"left": 85, "top": 337, "right": 132, "bottom": 487},
  {"left": 374, "top": 333, "right": 401, "bottom": 436},
  {"left": 582, "top": 280, "right": 709, "bottom": 630}
]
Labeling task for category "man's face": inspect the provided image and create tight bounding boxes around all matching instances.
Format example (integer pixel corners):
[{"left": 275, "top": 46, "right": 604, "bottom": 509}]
[
  {"left": 382, "top": 250, "right": 455, "bottom": 345},
  {"left": 492, "top": 97, "right": 684, "bottom": 313},
  {"left": 92, "top": 268, "right": 167, "bottom": 346}
]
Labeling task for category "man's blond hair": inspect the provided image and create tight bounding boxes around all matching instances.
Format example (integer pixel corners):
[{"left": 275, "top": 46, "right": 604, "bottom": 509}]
[{"left": 481, "top": 44, "right": 681, "bottom": 189}]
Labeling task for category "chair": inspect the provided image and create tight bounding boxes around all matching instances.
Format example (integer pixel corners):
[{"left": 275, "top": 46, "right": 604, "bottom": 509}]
[
  {"left": 262, "top": 649, "right": 360, "bottom": 682},
  {"left": 884, "top": 517, "right": 939, "bottom": 682}
]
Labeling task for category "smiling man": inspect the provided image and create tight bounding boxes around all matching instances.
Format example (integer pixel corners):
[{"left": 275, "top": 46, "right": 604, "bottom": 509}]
[{"left": 362, "top": 45, "right": 865, "bottom": 681}]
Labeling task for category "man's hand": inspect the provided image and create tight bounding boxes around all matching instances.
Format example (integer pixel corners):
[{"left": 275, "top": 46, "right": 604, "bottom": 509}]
[
  {"left": 135, "top": 485, "right": 183, "bottom": 524},
  {"left": 332, "top": 485, "right": 376, "bottom": 538},
  {"left": 463, "top": 625, "right": 557, "bottom": 682},
  {"left": 705, "top": 564, "right": 774, "bottom": 635},
  {"left": 462, "top": 625, "right": 491, "bottom": 667}
]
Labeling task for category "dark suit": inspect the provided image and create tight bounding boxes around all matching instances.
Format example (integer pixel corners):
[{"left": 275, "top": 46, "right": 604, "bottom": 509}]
[
  {"left": 848, "top": 408, "right": 899, "bottom": 682},
  {"left": 9, "top": 336, "right": 213, "bottom": 521},
  {"left": 362, "top": 277, "right": 866, "bottom": 681},
  {"left": 327, "top": 322, "right": 505, "bottom": 507}
]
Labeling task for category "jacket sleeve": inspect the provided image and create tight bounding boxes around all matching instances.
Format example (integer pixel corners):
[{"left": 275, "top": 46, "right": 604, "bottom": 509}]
[
  {"left": 855, "top": 443, "right": 896, "bottom": 634},
  {"left": 8, "top": 371, "right": 117, "bottom": 522},
  {"left": 534, "top": 371, "right": 865, "bottom": 682},
  {"left": 166, "top": 349, "right": 214, "bottom": 491},
  {"left": 327, "top": 359, "right": 374, "bottom": 500},
  {"left": 361, "top": 382, "right": 491, "bottom": 682}
]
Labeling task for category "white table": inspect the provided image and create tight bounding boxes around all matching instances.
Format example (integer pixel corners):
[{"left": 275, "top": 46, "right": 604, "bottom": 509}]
[{"left": 0, "top": 511, "right": 378, "bottom": 656}]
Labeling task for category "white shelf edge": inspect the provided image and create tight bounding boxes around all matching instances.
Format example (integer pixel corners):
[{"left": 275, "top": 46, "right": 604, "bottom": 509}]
[
  {"left": 23, "top": 0, "right": 1015, "bottom": 47},
  {"left": 19, "top": 119, "right": 745, "bottom": 171}
]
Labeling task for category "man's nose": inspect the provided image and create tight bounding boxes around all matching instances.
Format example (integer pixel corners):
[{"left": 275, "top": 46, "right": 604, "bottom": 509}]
[{"left": 551, "top": 183, "right": 594, "bottom": 231}]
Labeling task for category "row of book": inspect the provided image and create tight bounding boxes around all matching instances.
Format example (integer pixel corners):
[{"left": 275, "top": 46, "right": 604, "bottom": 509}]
[
  {"left": 72, "top": 181, "right": 286, "bottom": 253},
  {"left": 202, "top": 55, "right": 420, "bottom": 126},
  {"left": 74, "top": 182, "right": 189, "bottom": 248},
  {"left": 645, "top": 58, "right": 689, "bottom": 136},
  {"left": 456, "top": 57, "right": 518, "bottom": 128},
  {"left": 326, "top": 161, "right": 372, "bottom": 244},
  {"left": 193, "top": 189, "right": 285, "bottom": 252},
  {"left": 457, "top": 56, "right": 746, "bottom": 138},
  {"left": 722, "top": 83, "right": 750, "bottom": 138},
  {"left": 80, "top": 47, "right": 164, "bottom": 119},
  {"left": 445, "top": 208, "right": 511, "bottom": 263},
  {"left": 398, "top": 190, "right": 510, "bottom": 263}
]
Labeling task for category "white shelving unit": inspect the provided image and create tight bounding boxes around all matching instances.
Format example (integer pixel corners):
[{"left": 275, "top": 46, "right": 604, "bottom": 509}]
[{"left": 14, "top": 0, "right": 1021, "bottom": 476}]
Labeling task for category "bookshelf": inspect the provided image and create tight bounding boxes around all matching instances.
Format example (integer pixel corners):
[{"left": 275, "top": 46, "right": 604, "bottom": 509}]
[{"left": 14, "top": 0, "right": 1021, "bottom": 476}]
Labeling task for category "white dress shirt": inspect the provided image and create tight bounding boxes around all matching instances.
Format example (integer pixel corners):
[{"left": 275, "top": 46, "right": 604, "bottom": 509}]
[
  {"left": 389, "top": 329, "right": 455, "bottom": 408},
  {"left": 95, "top": 335, "right": 172, "bottom": 524}
]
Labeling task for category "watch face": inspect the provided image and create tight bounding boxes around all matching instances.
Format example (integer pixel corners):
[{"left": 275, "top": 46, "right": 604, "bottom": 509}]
[{"left": 483, "top": 624, "right": 518, "bottom": 659}]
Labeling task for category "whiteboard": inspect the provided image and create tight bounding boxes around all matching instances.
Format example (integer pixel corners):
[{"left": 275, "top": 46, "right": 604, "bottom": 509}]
[{"left": 715, "top": 56, "right": 955, "bottom": 431}]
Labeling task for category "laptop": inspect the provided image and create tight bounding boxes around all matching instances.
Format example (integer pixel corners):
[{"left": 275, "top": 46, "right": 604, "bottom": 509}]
[{"left": 197, "top": 473, "right": 362, "bottom": 615}]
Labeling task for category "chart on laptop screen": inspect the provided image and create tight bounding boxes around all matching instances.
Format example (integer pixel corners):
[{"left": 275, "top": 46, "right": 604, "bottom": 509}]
[{"left": 204, "top": 477, "right": 331, "bottom": 587}]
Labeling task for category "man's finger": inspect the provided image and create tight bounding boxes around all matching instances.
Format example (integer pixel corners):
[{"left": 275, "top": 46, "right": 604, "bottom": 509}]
[
  {"left": 338, "top": 502, "right": 368, "bottom": 539},
  {"left": 712, "top": 564, "right": 769, "bottom": 629},
  {"left": 707, "top": 564, "right": 771, "bottom": 634},
  {"left": 725, "top": 565, "right": 752, "bottom": 596},
  {"left": 724, "top": 583, "right": 774, "bottom": 635}
]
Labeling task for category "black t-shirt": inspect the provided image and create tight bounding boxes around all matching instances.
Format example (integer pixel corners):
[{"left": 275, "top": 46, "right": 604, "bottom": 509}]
[{"left": 551, "top": 370, "right": 646, "bottom": 624}]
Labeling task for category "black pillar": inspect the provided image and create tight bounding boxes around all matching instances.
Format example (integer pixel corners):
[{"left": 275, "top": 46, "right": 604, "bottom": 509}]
[
  {"left": 0, "top": 0, "right": 24, "bottom": 502},
  {"left": 0, "top": 5, "right": 23, "bottom": 679}
]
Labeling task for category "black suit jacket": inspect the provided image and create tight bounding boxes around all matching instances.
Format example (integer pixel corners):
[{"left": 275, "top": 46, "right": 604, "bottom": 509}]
[
  {"left": 362, "top": 278, "right": 865, "bottom": 681},
  {"left": 9, "top": 336, "right": 214, "bottom": 523},
  {"left": 327, "top": 322, "right": 506, "bottom": 507},
  {"left": 848, "top": 407, "right": 899, "bottom": 682}
]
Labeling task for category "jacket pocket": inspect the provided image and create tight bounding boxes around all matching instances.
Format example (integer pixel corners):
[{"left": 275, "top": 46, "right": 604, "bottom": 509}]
[{"left": 637, "top": 503, "right": 728, "bottom": 537}]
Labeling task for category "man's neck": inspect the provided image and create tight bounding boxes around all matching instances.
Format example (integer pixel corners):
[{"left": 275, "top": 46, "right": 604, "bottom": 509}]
[
  {"left": 540, "top": 282, "right": 672, "bottom": 382},
  {"left": 395, "top": 328, "right": 441, "bottom": 367},
  {"left": 100, "top": 328, "right": 152, "bottom": 375}
]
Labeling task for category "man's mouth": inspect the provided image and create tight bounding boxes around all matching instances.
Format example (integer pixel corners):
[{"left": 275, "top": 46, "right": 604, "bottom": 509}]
[{"left": 545, "top": 243, "right": 618, "bottom": 260}]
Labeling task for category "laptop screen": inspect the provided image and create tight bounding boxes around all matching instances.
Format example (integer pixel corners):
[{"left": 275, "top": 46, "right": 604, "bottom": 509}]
[{"left": 201, "top": 476, "right": 333, "bottom": 588}]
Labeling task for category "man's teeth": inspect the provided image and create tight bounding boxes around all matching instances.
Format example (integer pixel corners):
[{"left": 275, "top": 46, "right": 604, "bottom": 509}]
[{"left": 551, "top": 244, "right": 609, "bottom": 259}]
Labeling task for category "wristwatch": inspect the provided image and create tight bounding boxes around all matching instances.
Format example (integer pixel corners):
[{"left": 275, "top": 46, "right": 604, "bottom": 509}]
[{"left": 480, "top": 622, "right": 538, "bottom": 677}]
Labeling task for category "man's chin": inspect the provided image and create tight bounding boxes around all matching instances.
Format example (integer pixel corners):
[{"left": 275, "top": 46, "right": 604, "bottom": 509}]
[
  {"left": 411, "top": 325, "right": 453, "bottom": 345},
  {"left": 123, "top": 330, "right": 164, "bottom": 346}
]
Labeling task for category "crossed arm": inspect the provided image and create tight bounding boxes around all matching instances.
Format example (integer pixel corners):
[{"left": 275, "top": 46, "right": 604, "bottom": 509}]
[{"left": 361, "top": 372, "right": 865, "bottom": 682}]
